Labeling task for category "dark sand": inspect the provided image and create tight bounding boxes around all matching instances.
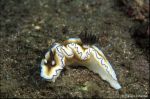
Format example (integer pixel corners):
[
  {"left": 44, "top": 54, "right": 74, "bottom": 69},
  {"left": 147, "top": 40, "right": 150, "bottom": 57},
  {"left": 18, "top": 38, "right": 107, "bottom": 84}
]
[{"left": 0, "top": 0, "right": 149, "bottom": 98}]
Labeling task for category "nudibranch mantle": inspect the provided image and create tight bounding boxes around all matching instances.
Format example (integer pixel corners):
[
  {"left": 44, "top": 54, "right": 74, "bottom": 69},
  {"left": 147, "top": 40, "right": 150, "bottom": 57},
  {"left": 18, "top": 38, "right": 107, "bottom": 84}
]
[{"left": 40, "top": 38, "right": 121, "bottom": 90}]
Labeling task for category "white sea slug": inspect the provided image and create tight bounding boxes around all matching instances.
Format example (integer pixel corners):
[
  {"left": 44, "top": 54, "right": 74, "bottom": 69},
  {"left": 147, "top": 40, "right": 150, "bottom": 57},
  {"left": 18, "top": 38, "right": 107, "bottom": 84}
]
[{"left": 40, "top": 33, "right": 121, "bottom": 90}]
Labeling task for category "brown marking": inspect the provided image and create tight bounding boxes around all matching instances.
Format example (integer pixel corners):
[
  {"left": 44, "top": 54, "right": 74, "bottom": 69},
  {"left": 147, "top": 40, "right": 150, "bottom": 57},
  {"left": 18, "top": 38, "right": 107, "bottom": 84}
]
[
  {"left": 45, "top": 51, "right": 56, "bottom": 66},
  {"left": 64, "top": 46, "right": 91, "bottom": 65},
  {"left": 44, "top": 50, "right": 57, "bottom": 74},
  {"left": 45, "top": 50, "right": 62, "bottom": 76}
]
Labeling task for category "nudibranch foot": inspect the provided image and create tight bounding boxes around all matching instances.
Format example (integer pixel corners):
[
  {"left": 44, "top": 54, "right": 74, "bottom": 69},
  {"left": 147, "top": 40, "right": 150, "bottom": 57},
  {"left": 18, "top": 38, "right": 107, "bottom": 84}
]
[{"left": 40, "top": 37, "right": 121, "bottom": 90}]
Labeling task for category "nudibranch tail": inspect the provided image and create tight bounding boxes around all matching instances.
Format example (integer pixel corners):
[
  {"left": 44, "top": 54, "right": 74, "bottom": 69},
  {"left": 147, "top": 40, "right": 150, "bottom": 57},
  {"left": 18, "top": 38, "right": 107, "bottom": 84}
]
[
  {"left": 84, "top": 45, "right": 121, "bottom": 89},
  {"left": 40, "top": 37, "right": 121, "bottom": 90}
]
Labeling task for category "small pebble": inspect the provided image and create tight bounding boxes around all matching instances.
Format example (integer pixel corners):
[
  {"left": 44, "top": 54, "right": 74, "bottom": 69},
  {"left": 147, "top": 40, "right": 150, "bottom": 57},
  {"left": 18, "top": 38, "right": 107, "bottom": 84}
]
[{"left": 34, "top": 26, "right": 41, "bottom": 30}]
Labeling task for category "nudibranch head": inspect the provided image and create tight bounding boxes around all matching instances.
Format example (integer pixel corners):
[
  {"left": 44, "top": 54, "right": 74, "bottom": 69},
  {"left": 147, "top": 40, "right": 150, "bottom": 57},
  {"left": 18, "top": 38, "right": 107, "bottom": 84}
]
[
  {"left": 40, "top": 34, "right": 121, "bottom": 90},
  {"left": 40, "top": 43, "right": 63, "bottom": 81}
]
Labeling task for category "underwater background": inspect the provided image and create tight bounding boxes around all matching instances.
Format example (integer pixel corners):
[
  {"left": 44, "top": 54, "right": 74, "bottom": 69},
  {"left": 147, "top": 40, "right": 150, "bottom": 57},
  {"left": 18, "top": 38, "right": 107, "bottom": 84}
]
[{"left": 0, "top": 0, "right": 149, "bottom": 98}]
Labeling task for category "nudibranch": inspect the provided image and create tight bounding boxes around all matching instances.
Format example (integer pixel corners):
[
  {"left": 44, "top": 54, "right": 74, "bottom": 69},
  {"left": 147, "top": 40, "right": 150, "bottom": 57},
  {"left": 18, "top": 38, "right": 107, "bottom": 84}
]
[{"left": 40, "top": 33, "right": 121, "bottom": 90}]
